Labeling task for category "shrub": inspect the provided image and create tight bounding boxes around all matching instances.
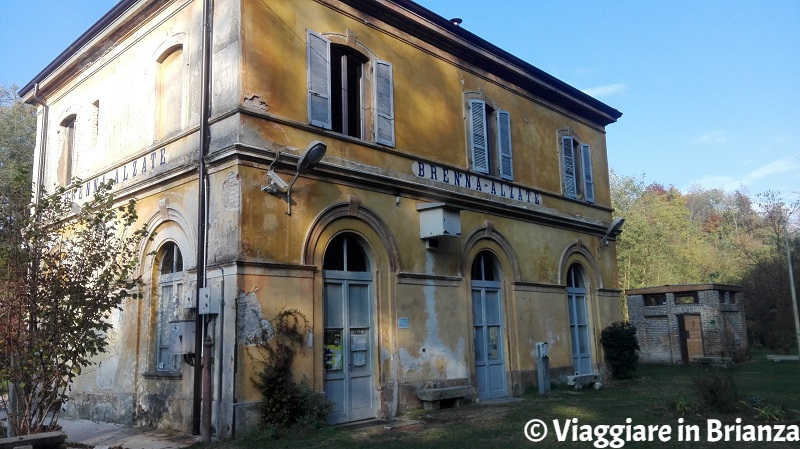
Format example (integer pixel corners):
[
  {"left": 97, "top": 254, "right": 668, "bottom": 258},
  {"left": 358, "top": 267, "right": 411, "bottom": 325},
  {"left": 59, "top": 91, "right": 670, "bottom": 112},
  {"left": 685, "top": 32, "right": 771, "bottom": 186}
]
[
  {"left": 600, "top": 321, "right": 640, "bottom": 380},
  {"left": 250, "top": 309, "right": 331, "bottom": 431},
  {"left": 694, "top": 368, "right": 739, "bottom": 413}
]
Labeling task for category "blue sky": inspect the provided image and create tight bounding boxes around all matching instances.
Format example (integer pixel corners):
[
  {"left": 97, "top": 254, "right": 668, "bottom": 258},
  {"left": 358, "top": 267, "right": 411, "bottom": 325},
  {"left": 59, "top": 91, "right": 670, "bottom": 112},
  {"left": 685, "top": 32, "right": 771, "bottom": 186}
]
[{"left": 2, "top": 0, "right": 798, "bottom": 201}]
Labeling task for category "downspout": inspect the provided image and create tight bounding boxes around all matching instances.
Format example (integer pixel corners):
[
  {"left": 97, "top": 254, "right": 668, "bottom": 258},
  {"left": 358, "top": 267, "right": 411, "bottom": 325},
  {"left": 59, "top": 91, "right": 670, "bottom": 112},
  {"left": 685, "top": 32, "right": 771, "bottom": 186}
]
[
  {"left": 194, "top": 0, "right": 213, "bottom": 438},
  {"left": 30, "top": 83, "right": 49, "bottom": 203}
]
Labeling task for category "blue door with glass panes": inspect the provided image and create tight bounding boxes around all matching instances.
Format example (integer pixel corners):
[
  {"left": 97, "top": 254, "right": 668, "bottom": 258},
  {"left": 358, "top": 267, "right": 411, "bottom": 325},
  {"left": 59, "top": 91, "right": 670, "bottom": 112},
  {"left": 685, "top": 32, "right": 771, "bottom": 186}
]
[
  {"left": 323, "top": 234, "right": 376, "bottom": 423},
  {"left": 471, "top": 251, "right": 507, "bottom": 400}
]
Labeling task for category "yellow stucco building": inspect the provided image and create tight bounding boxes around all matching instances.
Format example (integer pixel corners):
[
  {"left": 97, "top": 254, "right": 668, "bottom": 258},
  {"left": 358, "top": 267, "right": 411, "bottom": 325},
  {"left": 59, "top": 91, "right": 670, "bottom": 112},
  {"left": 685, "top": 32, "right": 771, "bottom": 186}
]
[{"left": 20, "top": 0, "right": 623, "bottom": 438}]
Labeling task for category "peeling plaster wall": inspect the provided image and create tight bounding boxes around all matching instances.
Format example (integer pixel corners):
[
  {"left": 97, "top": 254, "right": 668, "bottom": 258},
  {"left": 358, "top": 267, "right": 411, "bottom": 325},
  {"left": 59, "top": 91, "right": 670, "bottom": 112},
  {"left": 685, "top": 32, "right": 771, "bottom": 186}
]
[{"left": 28, "top": 0, "right": 624, "bottom": 437}]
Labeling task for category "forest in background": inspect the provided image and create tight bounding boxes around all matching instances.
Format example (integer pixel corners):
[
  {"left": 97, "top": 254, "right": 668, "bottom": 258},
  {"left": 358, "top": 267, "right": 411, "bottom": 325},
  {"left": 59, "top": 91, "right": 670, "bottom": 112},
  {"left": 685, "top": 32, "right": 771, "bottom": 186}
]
[
  {"left": 1, "top": 83, "right": 799, "bottom": 355},
  {"left": 611, "top": 170, "right": 799, "bottom": 352}
]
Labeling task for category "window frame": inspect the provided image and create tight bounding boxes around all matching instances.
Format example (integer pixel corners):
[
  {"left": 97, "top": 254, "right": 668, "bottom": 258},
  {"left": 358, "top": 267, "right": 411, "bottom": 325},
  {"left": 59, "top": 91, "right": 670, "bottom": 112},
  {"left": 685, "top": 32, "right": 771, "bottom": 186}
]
[
  {"left": 306, "top": 30, "right": 395, "bottom": 147},
  {"left": 156, "top": 241, "right": 184, "bottom": 373},
  {"left": 644, "top": 294, "right": 667, "bottom": 306},
  {"left": 560, "top": 134, "right": 595, "bottom": 203},
  {"left": 674, "top": 291, "right": 699, "bottom": 305},
  {"left": 466, "top": 96, "right": 513, "bottom": 180}
]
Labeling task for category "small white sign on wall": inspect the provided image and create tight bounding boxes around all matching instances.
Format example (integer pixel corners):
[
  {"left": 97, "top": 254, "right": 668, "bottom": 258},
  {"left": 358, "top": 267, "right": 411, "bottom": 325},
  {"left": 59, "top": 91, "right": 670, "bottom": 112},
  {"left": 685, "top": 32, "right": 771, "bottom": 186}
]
[{"left": 398, "top": 317, "right": 409, "bottom": 329}]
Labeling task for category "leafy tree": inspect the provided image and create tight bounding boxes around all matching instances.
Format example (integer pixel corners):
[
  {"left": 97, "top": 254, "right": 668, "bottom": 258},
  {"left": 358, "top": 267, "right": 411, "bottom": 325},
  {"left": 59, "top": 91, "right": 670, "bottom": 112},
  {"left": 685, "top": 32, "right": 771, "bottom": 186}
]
[
  {"left": 0, "top": 180, "right": 149, "bottom": 435},
  {"left": 739, "top": 191, "right": 800, "bottom": 351},
  {"left": 611, "top": 169, "right": 799, "bottom": 353},
  {"left": 0, "top": 84, "right": 36, "bottom": 275}
]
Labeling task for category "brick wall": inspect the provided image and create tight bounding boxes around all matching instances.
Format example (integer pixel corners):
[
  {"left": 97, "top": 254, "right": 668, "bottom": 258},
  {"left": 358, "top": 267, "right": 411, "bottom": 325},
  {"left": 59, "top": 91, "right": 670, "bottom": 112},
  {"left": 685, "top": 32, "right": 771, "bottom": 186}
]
[{"left": 627, "top": 289, "right": 747, "bottom": 364}]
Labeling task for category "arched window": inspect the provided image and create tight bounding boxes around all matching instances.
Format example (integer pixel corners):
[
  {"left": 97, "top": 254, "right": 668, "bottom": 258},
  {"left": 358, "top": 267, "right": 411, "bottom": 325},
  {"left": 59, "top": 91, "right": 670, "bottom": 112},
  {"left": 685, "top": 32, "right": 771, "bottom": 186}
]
[
  {"left": 323, "top": 234, "right": 369, "bottom": 272},
  {"left": 471, "top": 251, "right": 498, "bottom": 282},
  {"left": 157, "top": 241, "right": 183, "bottom": 372},
  {"left": 566, "top": 263, "right": 592, "bottom": 374},
  {"left": 156, "top": 46, "right": 183, "bottom": 139}
]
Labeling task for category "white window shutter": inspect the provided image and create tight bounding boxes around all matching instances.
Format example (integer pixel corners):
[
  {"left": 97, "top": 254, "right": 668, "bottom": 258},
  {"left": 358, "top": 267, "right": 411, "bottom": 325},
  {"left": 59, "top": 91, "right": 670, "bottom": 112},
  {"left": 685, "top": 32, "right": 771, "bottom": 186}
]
[
  {"left": 307, "top": 30, "right": 331, "bottom": 129},
  {"left": 562, "top": 136, "right": 577, "bottom": 198},
  {"left": 374, "top": 60, "right": 395, "bottom": 146},
  {"left": 581, "top": 144, "right": 594, "bottom": 203},
  {"left": 469, "top": 99, "right": 489, "bottom": 174},
  {"left": 497, "top": 110, "right": 513, "bottom": 180}
]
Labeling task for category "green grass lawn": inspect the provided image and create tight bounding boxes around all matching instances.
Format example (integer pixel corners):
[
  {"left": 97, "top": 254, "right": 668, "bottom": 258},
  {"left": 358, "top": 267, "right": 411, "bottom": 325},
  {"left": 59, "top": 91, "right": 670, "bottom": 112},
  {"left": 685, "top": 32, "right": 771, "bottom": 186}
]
[{"left": 199, "top": 358, "right": 800, "bottom": 449}]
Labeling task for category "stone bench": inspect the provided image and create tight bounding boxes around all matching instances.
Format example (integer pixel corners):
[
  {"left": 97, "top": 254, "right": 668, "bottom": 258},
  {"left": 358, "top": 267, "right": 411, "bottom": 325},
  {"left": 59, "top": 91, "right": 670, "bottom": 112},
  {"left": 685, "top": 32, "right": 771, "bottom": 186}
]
[
  {"left": 567, "top": 373, "right": 601, "bottom": 390},
  {"left": 415, "top": 386, "right": 472, "bottom": 410},
  {"left": 693, "top": 356, "right": 733, "bottom": 366},
  {"left": 0, "top": 431, "right": 66, "bottom": 449}
]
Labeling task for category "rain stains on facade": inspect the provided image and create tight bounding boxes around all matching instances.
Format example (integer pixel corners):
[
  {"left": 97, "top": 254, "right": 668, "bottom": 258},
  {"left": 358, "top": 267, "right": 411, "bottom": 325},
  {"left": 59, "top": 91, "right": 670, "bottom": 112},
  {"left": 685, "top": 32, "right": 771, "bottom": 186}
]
[{"left": 20, "top": 0, "right": 624, "bottom": 439}]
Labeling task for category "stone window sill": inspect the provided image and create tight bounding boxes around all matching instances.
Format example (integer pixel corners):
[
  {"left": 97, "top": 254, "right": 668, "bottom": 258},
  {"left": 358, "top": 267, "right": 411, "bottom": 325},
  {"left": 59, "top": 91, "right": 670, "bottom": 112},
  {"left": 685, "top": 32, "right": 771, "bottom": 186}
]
[{"left": 142, "top": 371, "right": 182, "bottom": 380}]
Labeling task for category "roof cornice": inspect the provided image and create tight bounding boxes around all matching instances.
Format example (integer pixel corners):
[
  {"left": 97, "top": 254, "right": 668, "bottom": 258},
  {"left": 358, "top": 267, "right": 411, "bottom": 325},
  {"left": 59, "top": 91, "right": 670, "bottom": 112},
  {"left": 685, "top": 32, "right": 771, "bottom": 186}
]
[{"left": 18, "top": 0, "right": 139, "bottom": 99}]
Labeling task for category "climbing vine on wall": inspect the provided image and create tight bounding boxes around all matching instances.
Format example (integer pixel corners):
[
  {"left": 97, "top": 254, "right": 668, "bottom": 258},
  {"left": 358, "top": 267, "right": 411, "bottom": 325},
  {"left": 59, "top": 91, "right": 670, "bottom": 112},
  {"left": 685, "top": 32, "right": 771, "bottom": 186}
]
[{"left": 249, "top": 307, "right": 330, "bottom": 431}]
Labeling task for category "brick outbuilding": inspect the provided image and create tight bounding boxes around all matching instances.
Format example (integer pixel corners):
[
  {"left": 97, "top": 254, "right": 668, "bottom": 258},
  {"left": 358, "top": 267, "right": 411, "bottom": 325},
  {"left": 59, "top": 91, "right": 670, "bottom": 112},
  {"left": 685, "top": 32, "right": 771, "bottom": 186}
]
[{"left": 626, "top": 284, "right": 747, "bottom": 364}]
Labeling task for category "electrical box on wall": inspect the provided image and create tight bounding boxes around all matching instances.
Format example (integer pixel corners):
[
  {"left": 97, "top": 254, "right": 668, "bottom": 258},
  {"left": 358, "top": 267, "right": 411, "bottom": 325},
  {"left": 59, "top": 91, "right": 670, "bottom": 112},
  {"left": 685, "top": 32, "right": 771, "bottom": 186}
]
[
  {"left": 169, "top": 320, "right": 196, "bottom": 355},
  {"left": 417, "top": 203, "right": 461, "bottom": 239},
  {"left": 198, "top": 286, "right": 221, "bottom": 315},
  {"left": 182, "top": 289, "right": 195, "bottom": 310}
]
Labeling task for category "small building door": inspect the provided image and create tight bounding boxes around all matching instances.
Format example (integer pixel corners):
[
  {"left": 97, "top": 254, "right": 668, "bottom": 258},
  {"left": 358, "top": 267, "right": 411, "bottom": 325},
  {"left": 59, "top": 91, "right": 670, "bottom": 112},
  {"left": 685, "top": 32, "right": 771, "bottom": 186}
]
[
  {"left": 323, "top": 234, "right": 376, "bottom": 423},
  {"left": 471, "top": 251, "right": 507, "bottom": 400},
  {"left": 678, "top": 314, "right": 704, "bottom": 363}
]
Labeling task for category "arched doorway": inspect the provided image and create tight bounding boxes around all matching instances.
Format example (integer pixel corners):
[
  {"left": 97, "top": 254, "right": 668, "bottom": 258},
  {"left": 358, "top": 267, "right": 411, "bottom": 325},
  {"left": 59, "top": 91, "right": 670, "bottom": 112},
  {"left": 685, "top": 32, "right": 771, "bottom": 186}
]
[
  {"left": 471, "top": 251, "right": 507, "bottom": 400},
  {"left": 566, "top": 263, "right": 592, "bottom": 374},
  {"left": 323, "top": 233, "right": 376, "bottom": 423}
]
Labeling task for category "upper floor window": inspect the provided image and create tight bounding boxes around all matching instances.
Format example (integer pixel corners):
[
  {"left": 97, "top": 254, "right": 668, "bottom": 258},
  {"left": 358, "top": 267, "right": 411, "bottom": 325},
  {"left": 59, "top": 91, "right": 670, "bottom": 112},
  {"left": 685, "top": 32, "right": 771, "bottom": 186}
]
[
  {"left": 91, "top": 100, "right": 100, "bottom": 150},
  {"left": 467, "top": 98, "right": 512, "bottom": 180},
  {"left": 561, "top": 135, "right": 594, "bottom": 203},
  {"left": 156, "top": 46, "right": 184, "bottom": 140},
  {"left": 307, "top": 30, "right": 395, "bottom": 146},
  {"left": 58, "top": 115, "right": 76, "bottom": 186}
]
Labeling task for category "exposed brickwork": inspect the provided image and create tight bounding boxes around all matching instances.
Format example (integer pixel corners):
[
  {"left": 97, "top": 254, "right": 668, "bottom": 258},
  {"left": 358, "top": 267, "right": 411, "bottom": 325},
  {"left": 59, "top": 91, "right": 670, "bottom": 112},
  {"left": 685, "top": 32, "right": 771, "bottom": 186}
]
[{"left": 627, "top": 286, "right": 747, "bottom": 364}]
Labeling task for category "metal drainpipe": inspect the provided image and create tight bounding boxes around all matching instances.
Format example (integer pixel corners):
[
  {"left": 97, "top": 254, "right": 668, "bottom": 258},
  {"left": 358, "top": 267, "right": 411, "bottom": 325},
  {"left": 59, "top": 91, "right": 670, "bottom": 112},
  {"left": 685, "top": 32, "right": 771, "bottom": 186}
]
[
  {"left": 29, "top": 83, "right": 49, "bottom": 203},
  {"left": 194, "top": 0, "right": 213, "bottom": 438}
]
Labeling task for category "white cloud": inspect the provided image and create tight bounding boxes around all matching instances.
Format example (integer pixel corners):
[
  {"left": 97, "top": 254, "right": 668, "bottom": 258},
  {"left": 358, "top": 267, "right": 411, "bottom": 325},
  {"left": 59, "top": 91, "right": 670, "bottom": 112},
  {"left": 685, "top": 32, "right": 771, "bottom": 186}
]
[
  {"left": 581, "top": 83, "right": 627, "bottom": 99},
  {"left": 688, "top": 155, "right": 800, "bottom": 193},
  {"left": 741, "top": 156, "right": 800, "bottom": 184},
  {"left": 690, "top": 130, "right": 730, "bottom": 146}
]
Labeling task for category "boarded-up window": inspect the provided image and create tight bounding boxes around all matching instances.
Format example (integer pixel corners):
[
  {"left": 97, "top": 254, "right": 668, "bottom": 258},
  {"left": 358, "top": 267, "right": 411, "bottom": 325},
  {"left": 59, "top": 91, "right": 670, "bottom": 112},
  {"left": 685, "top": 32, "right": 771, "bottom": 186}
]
[
  {"left": 58, "top": 115, "right": 76, "bottom": 186},
  {"left": 156, "top": 47, "right": 183, "bottom": 139}
]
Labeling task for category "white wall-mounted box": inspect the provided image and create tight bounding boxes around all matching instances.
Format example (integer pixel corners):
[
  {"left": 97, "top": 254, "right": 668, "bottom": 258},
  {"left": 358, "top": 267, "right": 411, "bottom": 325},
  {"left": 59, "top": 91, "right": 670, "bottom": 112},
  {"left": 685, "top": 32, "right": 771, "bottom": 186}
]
[
  {"left": 198, "top": 286, "right": 221, "bottom": 315},
  {"left": 416, "top": 203, "right": 461, "bottom": 239},
  {"left": 169, "top": 320, "right": 196, "bottom": 355},
  {"left": 183, "top": 289, "right": 195, "bottom": 310}
]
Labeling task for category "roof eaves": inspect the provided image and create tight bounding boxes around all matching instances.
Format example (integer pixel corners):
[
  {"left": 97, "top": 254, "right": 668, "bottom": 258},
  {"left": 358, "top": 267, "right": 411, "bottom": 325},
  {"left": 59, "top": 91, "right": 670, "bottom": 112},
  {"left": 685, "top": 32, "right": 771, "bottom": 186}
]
[
  {"left": 342, "top": 0, "right": 622, "bottom": 126},
  {"left": 18, "top": 0, "right": 138, "bottom": 98}
]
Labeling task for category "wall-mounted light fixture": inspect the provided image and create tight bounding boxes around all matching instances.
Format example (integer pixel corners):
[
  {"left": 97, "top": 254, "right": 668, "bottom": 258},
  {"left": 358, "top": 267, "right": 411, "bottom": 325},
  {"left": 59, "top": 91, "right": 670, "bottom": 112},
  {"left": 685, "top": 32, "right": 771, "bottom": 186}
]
[
  {"left": 602, "top": 217, "right": 625, "bottom": 246},
  {"left": 262, "top": 140, "right": 327, "bottom": 215}
]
